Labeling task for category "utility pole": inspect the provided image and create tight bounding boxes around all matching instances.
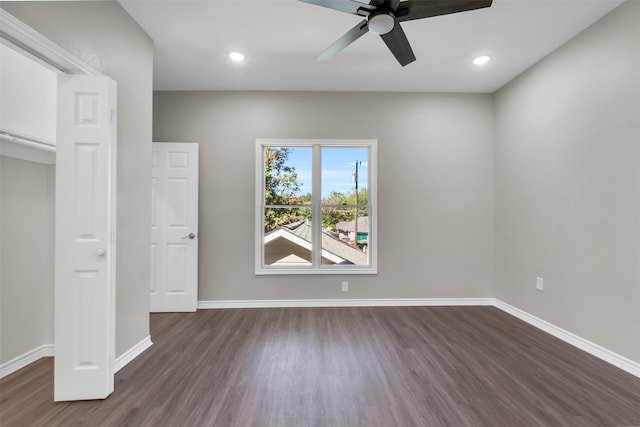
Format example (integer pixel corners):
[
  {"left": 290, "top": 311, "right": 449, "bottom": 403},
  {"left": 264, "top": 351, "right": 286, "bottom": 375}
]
[{"left": 353, "top": 160, "right": 360, "bottom": 247}]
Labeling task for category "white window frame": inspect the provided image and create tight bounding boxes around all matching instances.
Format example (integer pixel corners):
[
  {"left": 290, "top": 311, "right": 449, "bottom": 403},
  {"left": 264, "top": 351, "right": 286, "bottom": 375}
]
[{"left": 255, "top": 139, "right": 377, "bottom": 275}]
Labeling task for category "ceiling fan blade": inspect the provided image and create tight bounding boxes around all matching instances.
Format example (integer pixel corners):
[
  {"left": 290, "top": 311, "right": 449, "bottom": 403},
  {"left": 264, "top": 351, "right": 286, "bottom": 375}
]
[
  {"left": 396, "top": 0, "right": 493, "bottom": 22},
  {"left": 298, "top": 0, "right": 375, "bottom": 17},
  {"left": 380, "top": 23, "right": 416, "bottom": 66},
  {"left": 317, "top": 19, "right": 369, "bottom": 62}
]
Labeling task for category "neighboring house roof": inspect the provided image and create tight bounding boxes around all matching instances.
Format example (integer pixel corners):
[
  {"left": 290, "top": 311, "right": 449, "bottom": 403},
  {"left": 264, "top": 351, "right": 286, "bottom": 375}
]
[
  {"left": 335, "top": 216, "right": 369, "bottom": 234},
  {"left": 271, "top": 253, "right": 309, "bottom": 265},
  {"left": 265, "top": 220, "right": 368, "bottom": 265}
]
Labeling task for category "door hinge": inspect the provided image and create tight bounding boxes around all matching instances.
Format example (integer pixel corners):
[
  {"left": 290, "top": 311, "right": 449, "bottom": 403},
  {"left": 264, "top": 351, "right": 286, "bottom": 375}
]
[
  {"left": 110, "top": 232, "right": 116, "bottom": 243},
  {"left": 110, "top": 109, "right": 116, "bottom": 124}
]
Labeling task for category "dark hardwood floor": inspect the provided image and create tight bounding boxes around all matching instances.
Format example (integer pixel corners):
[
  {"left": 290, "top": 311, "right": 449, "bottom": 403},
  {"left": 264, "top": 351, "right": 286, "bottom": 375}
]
[{"left": 1, "top": 306, "right": 639, "bottom": 426}]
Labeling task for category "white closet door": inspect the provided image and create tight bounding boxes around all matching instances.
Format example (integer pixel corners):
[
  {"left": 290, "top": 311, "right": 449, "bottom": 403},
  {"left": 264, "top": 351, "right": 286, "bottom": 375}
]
[{"left": 55, "top": 74, "right": 116, "bottom": 401}]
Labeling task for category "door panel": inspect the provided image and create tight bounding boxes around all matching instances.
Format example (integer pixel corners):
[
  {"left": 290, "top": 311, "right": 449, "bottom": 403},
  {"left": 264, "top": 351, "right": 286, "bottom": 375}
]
[
  {"left": 167, "top": 178, "right": 188, "bottom": 226},
  {"left": 151, "top": 142, "right": 199, "bottom": 312},
  {"left": 55, "top": 74, "right": 116, "bottom": 401},
  {"left": 167, "top": 243, "right": 188, "bottom": 293}
]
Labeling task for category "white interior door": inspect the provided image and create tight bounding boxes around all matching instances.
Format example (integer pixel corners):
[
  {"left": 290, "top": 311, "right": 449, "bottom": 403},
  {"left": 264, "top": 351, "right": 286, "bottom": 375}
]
[
  {"left": 151, "top": 143, "right": 199, "bottom": 312},
  {"left": 55, "top": 74, "right": 116, "bottom": 401}
]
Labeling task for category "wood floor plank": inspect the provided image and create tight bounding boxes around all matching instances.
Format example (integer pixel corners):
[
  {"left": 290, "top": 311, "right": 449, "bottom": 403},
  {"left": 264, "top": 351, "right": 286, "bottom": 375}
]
[{"left": 1, "top": 306, "right": 639, "bottom": 426}]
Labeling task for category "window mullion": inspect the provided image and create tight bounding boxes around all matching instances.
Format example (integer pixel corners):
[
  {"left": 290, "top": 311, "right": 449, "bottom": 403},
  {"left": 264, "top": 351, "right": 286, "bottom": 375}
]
[{"left": 311, "top": 145, "right": 322, "bottom": 268}]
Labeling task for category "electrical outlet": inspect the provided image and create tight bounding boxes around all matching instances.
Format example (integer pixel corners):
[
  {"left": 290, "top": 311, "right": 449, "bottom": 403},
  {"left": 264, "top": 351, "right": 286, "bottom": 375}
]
[
  {"left": 536, "top": 276, "right": 544, "bottom": 291},
  {"left": 341, "top": 281, "right": 349, "bottom": 292}
]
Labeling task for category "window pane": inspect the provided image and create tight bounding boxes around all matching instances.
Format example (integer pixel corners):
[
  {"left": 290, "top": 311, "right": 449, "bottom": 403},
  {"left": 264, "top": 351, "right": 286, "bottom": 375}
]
[
  {"left": 264, "top": 147, "right": 312, "bottom": 205},
  {"left": 321, "top": 207, "right": 369, "bottom": 266},
  {"left": 263, "top": 208, "right": 313, "bottom": 267},
  {"left": 321, "top": 147, "right": 368, "bottom": 202}
]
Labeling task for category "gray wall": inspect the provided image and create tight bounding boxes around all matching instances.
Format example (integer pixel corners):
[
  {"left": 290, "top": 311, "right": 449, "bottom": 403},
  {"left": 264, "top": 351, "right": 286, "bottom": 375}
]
[
  {"left": 0, "top": 157, "right": 55, "bottom": 364},
  {"left": 154, "top": 92, "right": 495, "bottom": 300},
  {"left": 494, "top": 0, "right": 640, "bottom": 362},
  {"left": 2, "top": 1, "right": 153, "bottom": 357}
]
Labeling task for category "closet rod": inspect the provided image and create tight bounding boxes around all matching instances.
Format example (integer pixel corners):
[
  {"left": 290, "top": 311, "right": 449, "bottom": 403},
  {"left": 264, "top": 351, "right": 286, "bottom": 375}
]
[{"left": 0, "top": 129, "right": 56, "bottom": 153}]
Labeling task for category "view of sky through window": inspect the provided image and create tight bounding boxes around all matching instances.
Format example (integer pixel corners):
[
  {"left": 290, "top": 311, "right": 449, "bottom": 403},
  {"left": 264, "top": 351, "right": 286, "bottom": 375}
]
[{"left": 287, "top": 147, "right": 368, "bottom": 198}]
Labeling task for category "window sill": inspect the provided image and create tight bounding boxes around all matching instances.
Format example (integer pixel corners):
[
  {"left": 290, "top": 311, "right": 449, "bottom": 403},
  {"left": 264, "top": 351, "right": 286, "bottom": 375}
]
[{"left": 255, "top": 267, "right": 377, "bottom": 276}]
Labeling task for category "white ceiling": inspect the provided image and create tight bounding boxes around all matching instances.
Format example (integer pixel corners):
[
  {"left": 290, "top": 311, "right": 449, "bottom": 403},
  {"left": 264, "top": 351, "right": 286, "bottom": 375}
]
[{"left": 119, "top": 0, "right": 624, "bottom": 93}]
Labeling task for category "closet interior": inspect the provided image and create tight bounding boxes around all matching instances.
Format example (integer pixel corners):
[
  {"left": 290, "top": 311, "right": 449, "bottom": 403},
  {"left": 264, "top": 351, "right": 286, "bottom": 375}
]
[{"left": 1, "top": 41, "right": 57, "bottom": 372}]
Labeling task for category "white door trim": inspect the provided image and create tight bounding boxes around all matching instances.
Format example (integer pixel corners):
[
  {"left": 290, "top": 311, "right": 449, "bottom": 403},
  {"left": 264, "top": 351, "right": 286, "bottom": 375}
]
[{"left": 0, "top": 9, "right": 99, "bottom": 75}]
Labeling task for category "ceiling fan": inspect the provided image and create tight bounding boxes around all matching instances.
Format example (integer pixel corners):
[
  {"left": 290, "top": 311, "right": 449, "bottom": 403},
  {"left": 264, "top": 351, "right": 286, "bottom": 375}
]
[{"left": 299, "top": 0, "right": 493, "bottom": 66}]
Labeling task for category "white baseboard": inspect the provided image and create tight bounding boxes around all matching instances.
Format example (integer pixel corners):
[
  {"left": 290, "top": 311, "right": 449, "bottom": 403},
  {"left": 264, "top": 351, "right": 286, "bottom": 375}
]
[
  {"left": 198, "top": 297, "right": 494, "bottom": 309},
  {"left": 0, "top": 336, "right": 153, "bottom": 379},
  {"left": 494, "top": 299, "right": 640, "bottom": 378},
  {"left": 0, "top": 344, "right": 54, "bottom": 379},
  {"left": 114, "top": 335, "right": 152, "bottom": 373}
]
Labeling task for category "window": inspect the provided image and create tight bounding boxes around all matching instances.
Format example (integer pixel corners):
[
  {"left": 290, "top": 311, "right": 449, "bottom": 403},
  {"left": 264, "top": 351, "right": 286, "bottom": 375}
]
[{"left": 256, "top": 139, "right": 377, "bottom": 275}]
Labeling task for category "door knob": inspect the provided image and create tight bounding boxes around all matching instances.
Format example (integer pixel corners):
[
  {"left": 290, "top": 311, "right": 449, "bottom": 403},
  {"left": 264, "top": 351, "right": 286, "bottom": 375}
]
[
  {"left": 181, "top": 232, "right": 196, "bottom": 240},
  {"left": 96, "top": 248, "right": 106, "bottom": 257}
]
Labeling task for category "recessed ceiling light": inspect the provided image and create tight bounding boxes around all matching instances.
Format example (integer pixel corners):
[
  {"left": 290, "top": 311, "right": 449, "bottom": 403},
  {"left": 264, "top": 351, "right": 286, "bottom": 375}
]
[
  {"left": 228, "top": 52, "right": 245, "bottom": 62},
  {"left": 473, "top": 55, "right": 491, "bottom": 65}
]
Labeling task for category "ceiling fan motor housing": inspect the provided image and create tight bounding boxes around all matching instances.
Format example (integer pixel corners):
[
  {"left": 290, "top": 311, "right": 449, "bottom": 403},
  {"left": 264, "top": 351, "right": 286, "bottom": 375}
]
[{"left": 368, "top": 12, "right": 395, "bottom": 35}]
